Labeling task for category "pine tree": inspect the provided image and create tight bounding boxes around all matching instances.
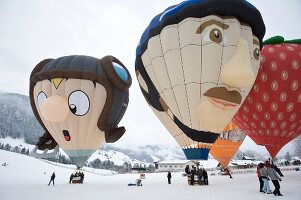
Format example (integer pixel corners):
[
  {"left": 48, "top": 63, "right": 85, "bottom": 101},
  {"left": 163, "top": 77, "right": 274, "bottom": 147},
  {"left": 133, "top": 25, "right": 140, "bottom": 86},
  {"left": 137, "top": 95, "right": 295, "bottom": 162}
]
[
  {"left": 285, "top": 152, "right": 292, "bottom": 161},
  {"left": 4, "top": 144, "right": 11, "bottom": 151},
  {"left": 13, "top": 146, "right": 20, "bottom": 153},
  {"left": 20, "top": 147, "right": 26, "bottom": 154}
]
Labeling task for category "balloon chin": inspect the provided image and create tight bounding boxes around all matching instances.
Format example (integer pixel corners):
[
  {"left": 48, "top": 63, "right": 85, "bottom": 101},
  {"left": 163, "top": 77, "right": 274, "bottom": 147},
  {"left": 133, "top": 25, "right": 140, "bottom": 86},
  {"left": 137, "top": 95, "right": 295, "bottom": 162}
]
[
  {"left": 266, "top": 146, "right": 282, "bottom": 159},
  {"left": 197, "top": 100, "right": 235, "bottom": 133},
  {"left": 183, "top": 148, "right": 210, "bottom": 160},
  {"left": 63, "top": 149, "right": 96, "bottom": 168}
]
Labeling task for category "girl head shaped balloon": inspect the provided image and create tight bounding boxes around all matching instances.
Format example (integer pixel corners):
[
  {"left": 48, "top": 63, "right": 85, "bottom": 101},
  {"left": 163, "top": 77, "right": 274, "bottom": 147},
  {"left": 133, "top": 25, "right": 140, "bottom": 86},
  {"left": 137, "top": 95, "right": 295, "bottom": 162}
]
[
  {"left": 30, "top": 55, "right": 131, "bottom": 168},
  {"left": 233, "top": 36, "right": 301, "bottom": 158},
  {"left": 135, "top": 0, "right": 265, "bottom": 159}
]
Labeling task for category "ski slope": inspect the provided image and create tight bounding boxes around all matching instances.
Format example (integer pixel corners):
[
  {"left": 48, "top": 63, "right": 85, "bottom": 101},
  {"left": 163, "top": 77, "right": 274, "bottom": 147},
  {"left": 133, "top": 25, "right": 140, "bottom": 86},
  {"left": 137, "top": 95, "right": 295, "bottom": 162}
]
[{"left": 0, "top": 150, "right": 300, "bottom": 200}]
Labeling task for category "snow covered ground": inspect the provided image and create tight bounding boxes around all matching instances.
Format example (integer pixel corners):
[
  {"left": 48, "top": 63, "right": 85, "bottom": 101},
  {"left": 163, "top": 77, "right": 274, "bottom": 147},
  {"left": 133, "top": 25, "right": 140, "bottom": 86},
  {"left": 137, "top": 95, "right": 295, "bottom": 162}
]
[{"left": 0, "top": 150, "right": 300, "bottom": 200}]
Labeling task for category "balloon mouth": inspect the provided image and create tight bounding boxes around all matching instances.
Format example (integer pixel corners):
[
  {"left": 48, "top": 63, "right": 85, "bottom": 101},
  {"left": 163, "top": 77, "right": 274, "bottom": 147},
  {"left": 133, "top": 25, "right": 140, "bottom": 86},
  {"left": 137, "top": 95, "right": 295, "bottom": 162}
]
[
  {"left": 203, "top": 87, "right": 242, "bottom": 106},
  {"left": 63, "top": 130, "right": 71, "bottom": 141},
  {"left": 208, "top": 97, "right": 238, "bottom": 110}
]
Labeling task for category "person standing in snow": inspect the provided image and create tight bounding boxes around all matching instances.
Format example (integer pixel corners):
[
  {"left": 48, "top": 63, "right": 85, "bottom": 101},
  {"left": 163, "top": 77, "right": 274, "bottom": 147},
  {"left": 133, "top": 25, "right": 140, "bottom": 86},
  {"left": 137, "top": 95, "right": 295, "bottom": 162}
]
[
  {"left": 69, "top": 173, "right": 74, "bottom": 184},
  {"left": 167, "top": 171, "right": 172, "bottom": 184},
  {"left": 197, "top": 167, "right": 203, "bottom": 185},
  {"left": 190, "top": 166, "right": 196, "bottom": 185},
  {"left": 259, "top": 163, "right": 272, "bottom": 194},
  {"left": 202, "top": 168, "right": 208, "bottom": 185},
  {"left": 48, "top": 172, "right": 55, "bottom": 186},
  {"left": 225, "top": 168, "right": 233, "bottom": 179},
  {"left": 266, "top": 162, "right": 283, "bottom": 196},
  {"left": 185, "top": 165, "right": 191, "bottom": 175},
  {"left": 257, "top": 163, "right": 264, "bottom": 192}
]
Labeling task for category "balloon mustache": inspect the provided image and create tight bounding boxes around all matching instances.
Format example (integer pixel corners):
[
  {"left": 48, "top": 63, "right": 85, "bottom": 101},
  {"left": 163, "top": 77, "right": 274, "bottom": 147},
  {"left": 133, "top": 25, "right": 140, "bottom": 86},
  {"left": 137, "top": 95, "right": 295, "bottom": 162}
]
[{"left": 203, "top": 87, "right": 242, "bottom": 105}]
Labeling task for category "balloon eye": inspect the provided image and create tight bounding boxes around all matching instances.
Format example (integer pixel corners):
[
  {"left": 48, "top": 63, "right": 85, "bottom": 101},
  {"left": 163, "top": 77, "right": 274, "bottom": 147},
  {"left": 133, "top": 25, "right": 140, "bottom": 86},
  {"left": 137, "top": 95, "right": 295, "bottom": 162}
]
[
  {"left": 209, "top": 28, "right": 223, "bottom": 43},
  {"left": 37, "top": 92, "right": 47, "bottom": 107},
  {"left": 68, "top": 90, "right": 90, "bottom": 116},
  {"left": 113, "top": 62, "right": 128, "bottom": 81},
  {"left": 253, "top": 48, "right": 260, "bottom": 60},
  {"left": 214, "top": 30, "right": 219, "bottom": 38},
  {"left": 69, "top": 104, "right": 77, "bottom": 114}
]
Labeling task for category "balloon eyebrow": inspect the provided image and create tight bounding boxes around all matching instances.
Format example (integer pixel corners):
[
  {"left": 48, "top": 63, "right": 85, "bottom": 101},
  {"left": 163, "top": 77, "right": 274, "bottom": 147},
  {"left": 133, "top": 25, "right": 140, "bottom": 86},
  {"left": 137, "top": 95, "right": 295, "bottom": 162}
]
[
  {"left": 253, "top": 38, "right": 259, "bottom": 45},
  {"left": 93, "top": 81, "right": 96, "bottom": 88},
  {"left": 196, "top": 19, "right": 229, "bottom": 34}
]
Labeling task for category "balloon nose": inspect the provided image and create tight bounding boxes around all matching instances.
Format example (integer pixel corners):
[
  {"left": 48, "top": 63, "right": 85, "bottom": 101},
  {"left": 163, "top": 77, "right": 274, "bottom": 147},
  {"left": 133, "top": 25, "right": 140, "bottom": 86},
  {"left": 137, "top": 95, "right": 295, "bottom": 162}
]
[
  {"left": 40, "top": 95, "right": 69, "bottom": 122},
  {"left": 221, "top": 37, "right": 256, "bottom": 88}
]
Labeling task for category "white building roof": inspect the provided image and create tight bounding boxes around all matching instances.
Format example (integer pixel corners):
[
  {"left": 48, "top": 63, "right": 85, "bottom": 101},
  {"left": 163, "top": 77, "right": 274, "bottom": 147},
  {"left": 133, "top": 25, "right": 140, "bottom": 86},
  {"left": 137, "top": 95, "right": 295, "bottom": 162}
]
[
  {"left": 158, "top": 159, "right": 219, "bottom": 169},
  {"left": 158, "top": 159, "right": 191, "bottom": 164},
  {"left": 243, "top": 156, "right": 254, "bottom": 160},
  {"left": 292, "top": 157, "right": 300, "bottom": 161},
  {"left": 231, "top": 159, "right": 256, "bottom": 165}
]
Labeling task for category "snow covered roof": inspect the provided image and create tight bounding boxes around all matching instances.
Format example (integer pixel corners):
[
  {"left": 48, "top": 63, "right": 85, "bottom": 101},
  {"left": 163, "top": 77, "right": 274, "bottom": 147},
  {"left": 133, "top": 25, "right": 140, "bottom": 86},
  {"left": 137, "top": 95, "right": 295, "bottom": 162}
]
[
  {"left": 230, "top": 159, "right": 256, "bottom": 166},
  {"left": 292, "top": 157, "right": 300, "bottom": 161},
  {"left": 242, "top": 156, "right": 255, "bottom": 160},
  {"left": 158, "top": 159, "right": 219, "bottom": 169},
  {"left": 158, "top": 159, "right": 191, "bottom": 164}
]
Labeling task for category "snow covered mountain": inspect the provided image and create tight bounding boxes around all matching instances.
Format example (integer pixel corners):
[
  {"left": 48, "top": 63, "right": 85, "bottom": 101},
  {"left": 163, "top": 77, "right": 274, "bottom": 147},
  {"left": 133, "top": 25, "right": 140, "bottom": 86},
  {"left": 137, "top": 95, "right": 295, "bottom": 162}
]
[{"left": 0, "top": 93, "right": 43, "bottom": 144}]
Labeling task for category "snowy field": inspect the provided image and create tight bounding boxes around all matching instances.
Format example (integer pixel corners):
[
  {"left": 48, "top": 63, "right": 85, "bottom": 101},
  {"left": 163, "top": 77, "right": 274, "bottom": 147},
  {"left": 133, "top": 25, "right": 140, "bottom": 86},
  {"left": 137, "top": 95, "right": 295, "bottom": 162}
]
[{"left": 0, "top": 150, "right": 300, "bottom": 200}]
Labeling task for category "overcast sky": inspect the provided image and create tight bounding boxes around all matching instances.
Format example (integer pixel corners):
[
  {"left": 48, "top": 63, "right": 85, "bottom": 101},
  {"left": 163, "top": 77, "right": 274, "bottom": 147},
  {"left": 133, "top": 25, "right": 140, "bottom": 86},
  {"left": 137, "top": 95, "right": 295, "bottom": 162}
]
[{"left": 0, "top": 0, "right": 300, "bottom": 157}]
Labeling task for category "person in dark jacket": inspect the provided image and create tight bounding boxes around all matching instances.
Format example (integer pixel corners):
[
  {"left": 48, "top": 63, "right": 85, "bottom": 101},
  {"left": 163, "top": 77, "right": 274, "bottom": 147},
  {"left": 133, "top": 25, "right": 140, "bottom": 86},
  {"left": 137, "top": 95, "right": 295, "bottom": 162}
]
[
  {"left": 185, "top": 165, "right": 191, "bottom": 174},
  {"left": 190, "top": 166, "right": 196, "bottom": 185},
  {"left": 267, "top": 162, "right": 283, "bottom": 196},
  {"left": 202, "top": 168, "right": 208, "bottom": 185},
  {"left": 197, "top": 167, "right": 203, "bottom": 185},
  {"left": 167, "top": 171, "right": 172, "bottom": 184},
  {"left": 69, "top": 173, "right": 74, "bottom": 184},
  {"left": 48, "top": 172, "right": 55, "bottom": 186},
  {"left": 225, "top": 168, "right": 233, "bottom": 179}
]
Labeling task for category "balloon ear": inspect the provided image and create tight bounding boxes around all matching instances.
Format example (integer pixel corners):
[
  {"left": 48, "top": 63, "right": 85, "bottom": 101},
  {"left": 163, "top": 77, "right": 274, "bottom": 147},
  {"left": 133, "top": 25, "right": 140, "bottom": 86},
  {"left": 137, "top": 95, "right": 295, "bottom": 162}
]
[
  {"left": 99, "top": 56, "right": 132, "bottom": 91},
  {"left": 105, "top": 126, "right": 125, "bottom": 143}
]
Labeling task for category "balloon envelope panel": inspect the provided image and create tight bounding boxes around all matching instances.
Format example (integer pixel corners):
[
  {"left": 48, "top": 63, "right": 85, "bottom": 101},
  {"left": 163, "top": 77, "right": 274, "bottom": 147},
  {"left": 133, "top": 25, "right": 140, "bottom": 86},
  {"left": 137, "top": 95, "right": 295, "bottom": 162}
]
[{"left": 210, "top": 123, "right": 246, "bottom": 168}]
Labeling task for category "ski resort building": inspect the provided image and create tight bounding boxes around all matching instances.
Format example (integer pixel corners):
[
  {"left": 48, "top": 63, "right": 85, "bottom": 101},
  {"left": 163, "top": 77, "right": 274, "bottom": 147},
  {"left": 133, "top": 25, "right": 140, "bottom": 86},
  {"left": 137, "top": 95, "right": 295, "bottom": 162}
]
[{"left": 155, "top": 159, "right": 219, "bottom": 172}]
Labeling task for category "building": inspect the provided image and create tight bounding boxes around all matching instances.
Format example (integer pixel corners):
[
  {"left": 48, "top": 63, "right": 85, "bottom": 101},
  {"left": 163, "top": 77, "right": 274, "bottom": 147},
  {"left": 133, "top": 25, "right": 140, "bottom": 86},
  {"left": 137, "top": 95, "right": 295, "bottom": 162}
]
[
  {"left": 155, "top": 159, "right": 219, "bottom": 172},
  {"left": 155, "top": 160, "right": 196, "bottom": 172},
  {"left": 242, "top": 156, "right": 255, "bottom": 161},
  {"left": 230, "top": 159, "right": 259, "bottom": 169}
]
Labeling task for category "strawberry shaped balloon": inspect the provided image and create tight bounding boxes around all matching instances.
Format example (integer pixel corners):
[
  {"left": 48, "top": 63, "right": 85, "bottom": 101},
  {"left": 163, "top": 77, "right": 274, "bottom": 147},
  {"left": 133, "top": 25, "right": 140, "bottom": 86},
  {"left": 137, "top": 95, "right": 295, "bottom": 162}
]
[{"left": 233, "top": 36, "right": 301, "bottom": 158}]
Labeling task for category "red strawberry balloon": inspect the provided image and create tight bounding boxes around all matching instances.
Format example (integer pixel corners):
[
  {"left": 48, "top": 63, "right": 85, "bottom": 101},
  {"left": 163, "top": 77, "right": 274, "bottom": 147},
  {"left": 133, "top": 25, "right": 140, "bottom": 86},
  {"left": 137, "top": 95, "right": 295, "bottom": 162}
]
[{"left": 233, "top": 36, "right": 301, "bottom": 158}]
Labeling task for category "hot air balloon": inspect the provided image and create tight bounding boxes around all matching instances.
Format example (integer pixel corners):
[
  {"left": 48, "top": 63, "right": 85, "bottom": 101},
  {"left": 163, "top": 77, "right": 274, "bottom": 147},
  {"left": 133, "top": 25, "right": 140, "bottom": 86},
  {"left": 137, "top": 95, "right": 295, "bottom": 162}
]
[
  {"left": 135, "top": 0, "right": 265, "bottom": 159},
  {"left": 233, "top": 36, "right": 301, "bottom": 158},
  {"left": 210, "top": 122, "right": 246, "bottom": 169},
  {"left": 29, "top": 55, "right": 132, "bottom": 168}
]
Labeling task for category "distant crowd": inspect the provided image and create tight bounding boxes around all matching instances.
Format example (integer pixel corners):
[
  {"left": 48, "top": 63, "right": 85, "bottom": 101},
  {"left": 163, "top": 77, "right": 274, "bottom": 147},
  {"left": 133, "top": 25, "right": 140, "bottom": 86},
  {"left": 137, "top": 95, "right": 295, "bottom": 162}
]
[{"left": 184, "top": 165, "right": 208, "bottom": 185}]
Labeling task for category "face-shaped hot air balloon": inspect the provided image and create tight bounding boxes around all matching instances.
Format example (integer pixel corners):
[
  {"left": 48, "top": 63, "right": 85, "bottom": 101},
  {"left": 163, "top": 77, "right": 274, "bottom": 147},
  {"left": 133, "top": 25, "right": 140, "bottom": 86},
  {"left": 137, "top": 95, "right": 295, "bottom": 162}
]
[
  {"left": 30, "top": 55, "right": 131, "bottom": 168},
  {"left": 233, "top": 36, "right": 301, "bottom": 158},
  {"left": 135, "top": 0, "right": 265, "bottom": 159},
  {"left": 210, "top": 123, "right": 246, "bottom": 168}
]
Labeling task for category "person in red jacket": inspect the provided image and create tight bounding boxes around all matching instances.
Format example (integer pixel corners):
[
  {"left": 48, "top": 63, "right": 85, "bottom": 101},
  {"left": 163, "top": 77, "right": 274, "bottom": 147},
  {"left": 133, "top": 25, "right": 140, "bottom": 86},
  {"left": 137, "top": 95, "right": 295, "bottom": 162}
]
[{"left": 257, "top": 163, "right": 264, "bottom": 192}]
